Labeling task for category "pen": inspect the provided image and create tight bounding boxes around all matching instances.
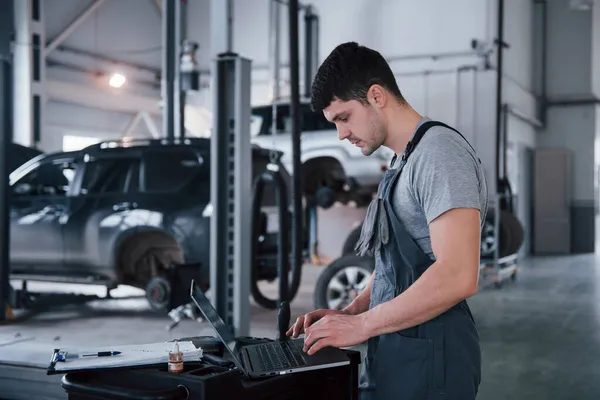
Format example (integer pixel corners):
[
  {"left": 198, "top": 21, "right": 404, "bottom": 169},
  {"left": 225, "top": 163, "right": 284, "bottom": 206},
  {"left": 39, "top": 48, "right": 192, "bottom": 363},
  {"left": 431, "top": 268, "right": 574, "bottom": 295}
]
[
  {"left": 78, "top": 351, "right": 122, "bottom": 358},
  {"left": 57, "top": 351, "right": 121, "bottom": 361}
]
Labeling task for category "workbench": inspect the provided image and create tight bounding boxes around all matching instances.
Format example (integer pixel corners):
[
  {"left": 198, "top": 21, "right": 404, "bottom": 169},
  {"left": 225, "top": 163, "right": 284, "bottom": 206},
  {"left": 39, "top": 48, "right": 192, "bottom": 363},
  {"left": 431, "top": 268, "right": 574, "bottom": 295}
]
[
  {"left": 0, "top": 335, "right": 361, "bottom": 400},
  {"left": 60, "top": 336, "right": 361, "bottom": 400}
]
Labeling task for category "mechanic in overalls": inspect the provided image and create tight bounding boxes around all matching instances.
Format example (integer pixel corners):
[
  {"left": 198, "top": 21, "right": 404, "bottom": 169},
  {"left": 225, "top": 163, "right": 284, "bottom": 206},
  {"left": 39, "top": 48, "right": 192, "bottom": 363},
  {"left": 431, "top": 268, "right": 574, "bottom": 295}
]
[{"left": 287, "top": 42, "right": 488, "bottom": 399}]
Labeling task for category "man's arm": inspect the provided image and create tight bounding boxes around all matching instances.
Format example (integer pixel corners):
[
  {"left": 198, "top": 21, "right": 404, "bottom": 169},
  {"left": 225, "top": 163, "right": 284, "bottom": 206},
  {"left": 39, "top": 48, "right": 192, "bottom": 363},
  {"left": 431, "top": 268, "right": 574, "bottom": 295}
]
[
  {"left": 342, "top": 272, "right": 374, "bottom": 315},
  {"left": 363, "top": 131, "right": 484, "bottom": 336},
  {"left": 362, "top": 207, "right": 480, "bottom": 336}
]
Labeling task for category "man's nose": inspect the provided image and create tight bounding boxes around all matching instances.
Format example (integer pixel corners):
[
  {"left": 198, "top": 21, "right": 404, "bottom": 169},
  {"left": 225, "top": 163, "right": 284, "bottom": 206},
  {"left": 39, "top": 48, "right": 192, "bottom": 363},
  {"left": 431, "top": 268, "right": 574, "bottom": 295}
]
[{"left": 338, "top": 128, "right": 351, "bottom": 141}]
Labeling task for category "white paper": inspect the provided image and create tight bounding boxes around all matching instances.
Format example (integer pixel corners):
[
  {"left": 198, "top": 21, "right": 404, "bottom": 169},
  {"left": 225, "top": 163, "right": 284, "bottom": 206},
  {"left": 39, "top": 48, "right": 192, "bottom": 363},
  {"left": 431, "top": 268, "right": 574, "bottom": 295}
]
[{"left": 50, "top": 341, "right": 203, "bottom": 372}]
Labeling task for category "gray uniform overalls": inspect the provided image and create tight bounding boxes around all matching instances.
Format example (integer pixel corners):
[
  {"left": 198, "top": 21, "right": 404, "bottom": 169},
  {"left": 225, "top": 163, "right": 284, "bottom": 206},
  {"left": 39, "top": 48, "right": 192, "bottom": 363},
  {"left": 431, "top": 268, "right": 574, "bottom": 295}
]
[{"left": 356, "top": 121, "right": 482, "bottom": 400}]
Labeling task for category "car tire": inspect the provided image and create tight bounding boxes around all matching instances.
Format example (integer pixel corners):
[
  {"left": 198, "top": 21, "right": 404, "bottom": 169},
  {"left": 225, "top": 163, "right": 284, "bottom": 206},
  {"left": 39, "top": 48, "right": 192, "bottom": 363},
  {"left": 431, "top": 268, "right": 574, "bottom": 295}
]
[
  {"left": 342, "top": 223, "right": 363, "bottom": 256},
  {"left": 313, "top": 254, "right": 374, "bottom": 311},
  {"left": 118, "top": 234, "right": 184, "bottom": 310},
  {"left": 315, "top": 186, "right": 336, "bottom": 209}
]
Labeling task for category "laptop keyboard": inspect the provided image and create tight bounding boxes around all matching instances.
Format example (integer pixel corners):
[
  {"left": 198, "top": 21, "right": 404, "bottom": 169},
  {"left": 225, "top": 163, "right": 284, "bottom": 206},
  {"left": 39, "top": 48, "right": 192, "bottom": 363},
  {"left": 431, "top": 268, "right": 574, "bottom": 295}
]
[{"left": 256, "top": 340, "right": 307, "bottom": 371}]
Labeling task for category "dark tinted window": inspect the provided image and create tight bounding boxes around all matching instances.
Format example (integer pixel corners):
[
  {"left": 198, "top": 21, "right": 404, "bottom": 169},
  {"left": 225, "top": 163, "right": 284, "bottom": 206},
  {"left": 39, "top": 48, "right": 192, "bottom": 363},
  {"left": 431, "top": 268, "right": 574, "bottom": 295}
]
[
  {"left": 252, "top": 104, "right": 334, "bottom": 136},
  {"left": 14, "top": 160, "right": 76, "bottom": 197},
  {"left": 80, "top": 158, "right": 135, "bottom": 195},
  {"left": 142, "top": 148, "right": 203, "bottom": 193}
]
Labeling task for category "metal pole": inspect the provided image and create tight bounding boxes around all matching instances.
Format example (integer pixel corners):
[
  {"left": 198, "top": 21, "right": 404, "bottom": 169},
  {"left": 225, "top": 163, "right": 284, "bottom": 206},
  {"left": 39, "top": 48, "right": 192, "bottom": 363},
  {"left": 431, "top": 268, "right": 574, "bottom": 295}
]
[
  {"left": 162, "top": 0, "right": 176, "bottom": 139},
  {"left": 269, "top": 0, "right": 281, "bottom": 138},
  {"left": 303, "top": 5, "right": 319, "bottom": 98},
  {"left": 0, "top": 0, "right": 14, "bottom": 322},
  {"left": 288, "top": 0, "right": 303, "bottom": 300},
  {"left": 174, "top": 0, "right": 184, "bottom": 139},
  {"left": 209, "top": 0, "right": 251, "bottom": 337},
  {"left": 495, "top": 0, "right": 505, "bottom": 193}
]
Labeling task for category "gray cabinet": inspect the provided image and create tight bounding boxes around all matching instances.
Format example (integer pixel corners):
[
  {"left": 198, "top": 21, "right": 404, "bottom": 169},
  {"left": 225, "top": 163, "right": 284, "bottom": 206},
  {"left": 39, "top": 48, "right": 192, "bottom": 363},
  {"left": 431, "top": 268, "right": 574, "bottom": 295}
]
[{"left": 533, "top": 148, "right": 571, "bottom": 254}]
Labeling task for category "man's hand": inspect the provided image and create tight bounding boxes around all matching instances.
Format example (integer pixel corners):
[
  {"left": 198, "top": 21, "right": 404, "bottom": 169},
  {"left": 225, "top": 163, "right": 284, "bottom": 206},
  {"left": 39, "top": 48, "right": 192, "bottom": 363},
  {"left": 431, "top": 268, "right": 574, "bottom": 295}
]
[
  {"left": 286, "top": 309, "right": 347, "bottom": 338},
  {"left": 303, "top": 313, "right": 369, "bottom": 355}
]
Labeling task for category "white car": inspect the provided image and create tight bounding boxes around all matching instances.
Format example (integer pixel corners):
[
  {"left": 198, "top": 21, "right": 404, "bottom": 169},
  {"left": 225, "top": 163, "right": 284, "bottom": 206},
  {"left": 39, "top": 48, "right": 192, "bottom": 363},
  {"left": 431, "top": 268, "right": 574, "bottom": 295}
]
[{"left": 251, "top": 100, "right": 394, "bottom": 208}]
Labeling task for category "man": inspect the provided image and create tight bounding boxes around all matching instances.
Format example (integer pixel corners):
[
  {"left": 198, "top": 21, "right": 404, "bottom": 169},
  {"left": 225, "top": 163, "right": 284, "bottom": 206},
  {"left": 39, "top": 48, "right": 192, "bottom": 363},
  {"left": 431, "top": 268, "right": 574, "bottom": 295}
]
[{"left": 287, "top": 42, "right": 488, "bottom": 399}]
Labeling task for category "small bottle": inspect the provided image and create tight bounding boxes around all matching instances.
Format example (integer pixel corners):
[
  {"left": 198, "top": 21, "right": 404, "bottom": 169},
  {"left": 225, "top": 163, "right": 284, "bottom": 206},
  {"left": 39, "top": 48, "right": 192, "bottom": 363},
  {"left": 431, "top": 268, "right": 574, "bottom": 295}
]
[{"left": 168, "top": 341, "right": 184, "bottom": 373}]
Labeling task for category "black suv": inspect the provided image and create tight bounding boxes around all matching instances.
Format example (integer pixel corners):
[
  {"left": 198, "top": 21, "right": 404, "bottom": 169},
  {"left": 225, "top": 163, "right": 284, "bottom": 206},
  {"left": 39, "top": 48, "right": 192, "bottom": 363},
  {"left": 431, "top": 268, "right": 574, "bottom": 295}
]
[{"left": 8, "top": 138, "right": 289, "bottom": 306}]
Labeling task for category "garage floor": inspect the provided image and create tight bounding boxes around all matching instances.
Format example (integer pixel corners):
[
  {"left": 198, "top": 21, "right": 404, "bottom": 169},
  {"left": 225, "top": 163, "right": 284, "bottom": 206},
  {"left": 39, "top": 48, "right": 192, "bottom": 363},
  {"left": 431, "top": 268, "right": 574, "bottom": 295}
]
[{"left": 1, "top": 252, "right": 600, "bottom": 399}]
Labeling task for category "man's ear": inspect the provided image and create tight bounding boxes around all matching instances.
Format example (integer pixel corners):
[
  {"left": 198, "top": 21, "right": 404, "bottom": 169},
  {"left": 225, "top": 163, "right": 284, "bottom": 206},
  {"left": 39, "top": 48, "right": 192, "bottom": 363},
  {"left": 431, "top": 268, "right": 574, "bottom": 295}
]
[{"left": 368, "top": 84, "right": 387, "bottom": 108}]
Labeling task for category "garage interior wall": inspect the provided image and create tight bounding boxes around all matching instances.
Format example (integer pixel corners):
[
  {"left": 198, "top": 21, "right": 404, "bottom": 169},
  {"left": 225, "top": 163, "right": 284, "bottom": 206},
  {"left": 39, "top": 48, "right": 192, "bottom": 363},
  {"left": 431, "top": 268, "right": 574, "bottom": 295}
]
[
  {"left": 13, "top": 0, "right": 599, "bottom": 255},
  {"left": 534, "top": 0, "right": 598, "bottom": 254}
]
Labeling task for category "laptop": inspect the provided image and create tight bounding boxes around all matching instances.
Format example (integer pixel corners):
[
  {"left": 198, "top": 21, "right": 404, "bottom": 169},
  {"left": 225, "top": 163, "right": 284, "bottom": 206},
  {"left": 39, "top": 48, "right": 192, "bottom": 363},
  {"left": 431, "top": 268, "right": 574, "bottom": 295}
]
[{"left": 189, "top": 281, "right": 351, "bottom": 378}]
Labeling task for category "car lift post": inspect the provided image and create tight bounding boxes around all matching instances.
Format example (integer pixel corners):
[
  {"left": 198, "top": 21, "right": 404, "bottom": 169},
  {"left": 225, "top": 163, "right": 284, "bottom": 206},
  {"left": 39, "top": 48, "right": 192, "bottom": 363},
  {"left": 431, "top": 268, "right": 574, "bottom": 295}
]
[
  {"left": 210, "top": 0, "right": 252, "bottom": 337},
  {"left": 0, "top": 0, "right": 14, "bottom": 323}
]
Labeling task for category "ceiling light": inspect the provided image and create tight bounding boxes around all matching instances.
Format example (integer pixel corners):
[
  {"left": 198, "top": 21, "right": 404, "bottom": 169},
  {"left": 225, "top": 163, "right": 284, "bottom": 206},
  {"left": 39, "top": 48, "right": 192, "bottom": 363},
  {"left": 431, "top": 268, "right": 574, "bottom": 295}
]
[{"left": 109, "top": 73, "right": 126, "bottom": 88}]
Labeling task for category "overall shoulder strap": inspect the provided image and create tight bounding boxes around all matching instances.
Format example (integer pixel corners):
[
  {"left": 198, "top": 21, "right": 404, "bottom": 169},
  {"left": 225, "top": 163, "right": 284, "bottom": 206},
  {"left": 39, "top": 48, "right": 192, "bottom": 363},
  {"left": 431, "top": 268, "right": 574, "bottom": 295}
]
[{"left": 389, "top": 120, "right": 480, "bottom": 169}]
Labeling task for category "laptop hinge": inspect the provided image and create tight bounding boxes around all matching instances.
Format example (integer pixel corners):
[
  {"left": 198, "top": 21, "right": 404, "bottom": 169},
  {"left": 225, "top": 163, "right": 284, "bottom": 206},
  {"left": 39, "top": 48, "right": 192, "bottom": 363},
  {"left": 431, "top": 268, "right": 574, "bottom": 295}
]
[{"left": 240, "top": 347, "right": 254, "bottom": 374}]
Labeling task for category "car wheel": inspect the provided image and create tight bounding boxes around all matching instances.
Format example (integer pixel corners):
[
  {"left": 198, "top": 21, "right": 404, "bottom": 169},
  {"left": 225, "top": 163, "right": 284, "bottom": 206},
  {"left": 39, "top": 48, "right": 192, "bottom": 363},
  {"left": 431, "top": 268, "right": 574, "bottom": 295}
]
[
  {"left": 315, "top": 185, "right": 336, "bottom": 209},
  {"left": 480, "top": 219, "right": 497, "bottom": 258},
  {"left": 145, "top": 275, "right": 172, "bottom": 310},
  {"left": 342, "top": 223, "right": 363, "bottom": 256},
  {"left": 314, "top": 254, "right": 374, "bottom": 310},
  {"left": 118, "top": 233, "right": 184, "bottom": 311}
]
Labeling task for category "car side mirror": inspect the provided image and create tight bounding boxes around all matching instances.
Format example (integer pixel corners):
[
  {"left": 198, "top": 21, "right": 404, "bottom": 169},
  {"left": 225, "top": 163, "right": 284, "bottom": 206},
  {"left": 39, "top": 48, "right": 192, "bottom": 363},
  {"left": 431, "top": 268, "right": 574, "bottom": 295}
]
[{"left": 12, "top": 182, "right": 34, "bottom": 196}]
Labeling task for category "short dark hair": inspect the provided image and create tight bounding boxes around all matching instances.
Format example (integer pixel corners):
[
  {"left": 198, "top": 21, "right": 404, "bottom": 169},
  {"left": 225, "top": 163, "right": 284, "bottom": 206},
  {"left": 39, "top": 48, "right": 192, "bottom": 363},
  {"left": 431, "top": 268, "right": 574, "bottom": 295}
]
[{"left": 309, "top": 42, "right": 404, "bottom": 112}]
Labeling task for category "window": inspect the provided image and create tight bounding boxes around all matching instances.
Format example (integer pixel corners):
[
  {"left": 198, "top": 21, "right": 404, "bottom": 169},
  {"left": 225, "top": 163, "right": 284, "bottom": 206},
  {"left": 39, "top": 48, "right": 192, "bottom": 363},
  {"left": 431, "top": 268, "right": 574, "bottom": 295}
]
[
  {"left": 251, "top": 104, "right": 334, "bottom": 136},
  {"left": 142, "top": 149, "right": 203, "bottom": 193},
  {"left": 80, "top": 158, "right": 135, "bottom": 195},
  {"left": 13, "top": 160, "right": 76, "bottom": 197}
]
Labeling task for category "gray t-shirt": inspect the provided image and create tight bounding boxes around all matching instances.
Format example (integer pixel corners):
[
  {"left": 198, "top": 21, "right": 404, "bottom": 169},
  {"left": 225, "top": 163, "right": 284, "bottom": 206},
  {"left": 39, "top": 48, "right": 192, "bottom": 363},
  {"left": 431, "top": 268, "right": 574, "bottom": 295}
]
[{"left": 391, "top": 117, "right": 488, "bottom": 260}]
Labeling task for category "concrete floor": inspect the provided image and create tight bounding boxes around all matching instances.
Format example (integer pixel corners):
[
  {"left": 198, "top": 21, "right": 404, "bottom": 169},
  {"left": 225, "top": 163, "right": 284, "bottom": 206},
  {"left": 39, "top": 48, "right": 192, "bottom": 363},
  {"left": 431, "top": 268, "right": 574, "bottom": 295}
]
[{"left": 1, "top": 253, "right": 600, "bottom": 399}]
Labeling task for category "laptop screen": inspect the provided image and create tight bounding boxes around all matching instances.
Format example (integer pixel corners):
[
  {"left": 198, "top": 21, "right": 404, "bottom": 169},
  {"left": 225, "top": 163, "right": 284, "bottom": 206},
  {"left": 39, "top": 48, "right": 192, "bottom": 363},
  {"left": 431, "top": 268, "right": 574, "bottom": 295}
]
[{"left": 190, "top": 282, "right": 245, "bottom": 371}]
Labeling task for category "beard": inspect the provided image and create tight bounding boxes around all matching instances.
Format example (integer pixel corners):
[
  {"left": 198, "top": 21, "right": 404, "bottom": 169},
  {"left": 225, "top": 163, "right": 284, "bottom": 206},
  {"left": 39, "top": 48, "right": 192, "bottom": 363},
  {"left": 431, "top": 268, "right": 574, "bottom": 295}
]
[{"left": 361, "top": 110, "right": 386, "bottom": 156}]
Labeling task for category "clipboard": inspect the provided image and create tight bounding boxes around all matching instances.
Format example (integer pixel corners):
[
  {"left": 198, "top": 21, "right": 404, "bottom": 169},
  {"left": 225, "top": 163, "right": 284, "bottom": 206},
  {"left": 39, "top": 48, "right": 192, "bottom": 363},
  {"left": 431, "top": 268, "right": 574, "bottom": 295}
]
[{"left": 47, "top": 341, "right": 203, "bottom": 375}]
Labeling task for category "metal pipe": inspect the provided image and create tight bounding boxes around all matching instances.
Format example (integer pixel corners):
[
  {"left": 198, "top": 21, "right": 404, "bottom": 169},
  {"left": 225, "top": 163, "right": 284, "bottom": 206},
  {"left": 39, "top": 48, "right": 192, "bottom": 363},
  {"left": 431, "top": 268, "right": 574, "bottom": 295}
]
[
  {"left": 304, "top": 5, "right": 319, "bottom": 97},
  {"left": 394, "top": 64, "right": 480, "bottom": 78},
  {"left": 455, "top": 69, "right": 461, "bottom": 129},
  {"left": 501, "top": 103, "right": 508, "bottom": 183},
  {"left": 0, "top": 0, "right": 13, "bottom": 323},
  {"left": 269, "top": 0, "right": 281, "bottom": 103},
  {"left": 537, "top": 0, "right": 548, "bottom": 125},
  {"left": 269, "top": 0, "right": 281, "bottom": 142},
  {"left": 495, "top": 0, "right": 505, "bottom": 192},
  {"left": 0, "top": 61, "right": 11, "bottom": 322},
  {"left": 423, "top": 72, "right": 429, "bottom": 115},
  {"left": 162, "top": 0, "right": 176, "bottom": 140},
  {"left": 454, "top": 65, "right": 478, "bottom": 131},
  {"left": 46, "top": 0, "right": 107, "bottom": 54},
  {"left": 546, "top": 97, "right": 600, "bottom": 107},
  {"left": 52, "top": 46, "right": 161, "bottom": 76},
  {"left": 250, "top": 167, "right": 290, "bottom": 306},
  {"left": 386, "top": 49, "right": 482, "bottom": 63},
  {"left": 505, "top": 104, "right": 543, "bottom": 128},
  {"left": 288, "top": 0, "right": 303, "bottom": 301},
  {"left": 46, "top": 59, "right": 161, "bottom": 89},
  {"left": 175, "top": 0, "right": 185, "bottom": 139},
  {"left": 472, "top": 67, "right": 478, "bottom": 151}
]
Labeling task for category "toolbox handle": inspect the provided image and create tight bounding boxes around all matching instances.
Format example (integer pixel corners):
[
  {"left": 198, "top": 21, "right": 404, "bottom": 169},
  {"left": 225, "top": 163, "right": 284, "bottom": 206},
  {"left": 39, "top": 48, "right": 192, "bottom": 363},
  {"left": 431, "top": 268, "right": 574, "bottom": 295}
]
[{"left": 61, "top": 374, "right": 190, "bottom": 400}]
